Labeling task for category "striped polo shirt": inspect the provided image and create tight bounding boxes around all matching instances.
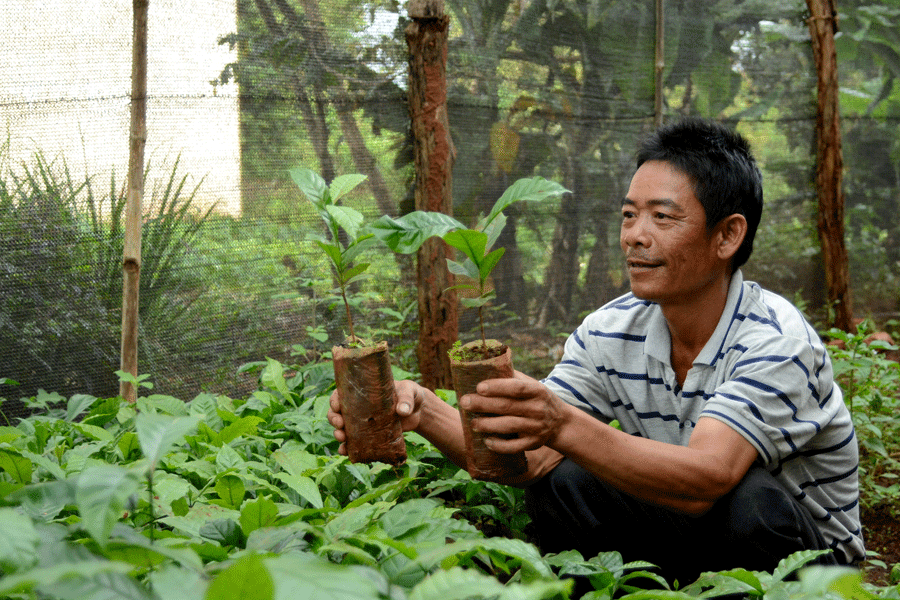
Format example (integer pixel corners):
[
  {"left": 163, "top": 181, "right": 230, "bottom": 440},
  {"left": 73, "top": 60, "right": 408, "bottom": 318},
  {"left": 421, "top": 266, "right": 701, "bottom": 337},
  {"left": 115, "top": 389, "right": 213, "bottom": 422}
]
[{"left": 543, "top": 270, "right": 864, "bottom": 564}]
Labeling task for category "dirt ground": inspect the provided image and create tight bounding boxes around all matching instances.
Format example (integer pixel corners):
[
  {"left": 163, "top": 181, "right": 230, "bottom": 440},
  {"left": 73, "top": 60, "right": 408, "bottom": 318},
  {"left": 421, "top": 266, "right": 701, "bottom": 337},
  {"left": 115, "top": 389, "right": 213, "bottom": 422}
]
[{"left": 861, "top": 503, "right": 900, "bottom": 586}]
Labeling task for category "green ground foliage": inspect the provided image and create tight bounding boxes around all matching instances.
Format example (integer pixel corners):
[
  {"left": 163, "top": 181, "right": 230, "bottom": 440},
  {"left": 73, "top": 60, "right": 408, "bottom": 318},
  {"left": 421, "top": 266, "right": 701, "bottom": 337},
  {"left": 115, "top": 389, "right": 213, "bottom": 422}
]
[{"left": 0, "top": 343, "right": 898, "bottom": 600}]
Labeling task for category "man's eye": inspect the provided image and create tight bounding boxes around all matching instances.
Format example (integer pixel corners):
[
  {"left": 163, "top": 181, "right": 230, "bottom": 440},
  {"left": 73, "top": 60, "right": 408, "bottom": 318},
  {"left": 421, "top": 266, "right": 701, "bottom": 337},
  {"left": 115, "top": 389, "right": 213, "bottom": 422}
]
[{"left": 654, "top": 212, "right": 671, "bottom": 220}]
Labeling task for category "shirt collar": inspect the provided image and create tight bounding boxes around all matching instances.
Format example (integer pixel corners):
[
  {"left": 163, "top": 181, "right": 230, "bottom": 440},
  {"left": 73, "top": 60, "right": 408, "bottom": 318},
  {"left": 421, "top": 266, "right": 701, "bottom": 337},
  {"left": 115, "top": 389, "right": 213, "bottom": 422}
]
[{"left": 643, "top": 270, "right": 744, "bottom": 368}]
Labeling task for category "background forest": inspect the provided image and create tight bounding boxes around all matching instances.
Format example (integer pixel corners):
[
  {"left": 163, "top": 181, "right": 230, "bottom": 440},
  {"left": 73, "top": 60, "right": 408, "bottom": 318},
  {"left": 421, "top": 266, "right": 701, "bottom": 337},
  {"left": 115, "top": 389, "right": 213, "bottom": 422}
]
[{"left": 2, "top": 0, "right": 899, "bottom": 403}]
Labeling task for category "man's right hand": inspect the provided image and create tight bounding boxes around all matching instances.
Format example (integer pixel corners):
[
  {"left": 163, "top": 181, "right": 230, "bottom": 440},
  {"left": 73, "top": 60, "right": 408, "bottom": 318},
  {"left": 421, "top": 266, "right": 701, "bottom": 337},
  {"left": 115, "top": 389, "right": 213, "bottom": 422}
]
[{"left": 327, "top": 379, "right": 426, "bottom": 457}]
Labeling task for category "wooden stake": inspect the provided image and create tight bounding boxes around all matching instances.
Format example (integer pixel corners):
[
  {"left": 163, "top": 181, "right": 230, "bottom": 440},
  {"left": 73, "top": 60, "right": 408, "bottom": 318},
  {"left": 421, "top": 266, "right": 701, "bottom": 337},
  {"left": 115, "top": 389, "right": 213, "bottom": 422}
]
[{"left": 120, "top": 0, "right": 148, "bottom": 403}]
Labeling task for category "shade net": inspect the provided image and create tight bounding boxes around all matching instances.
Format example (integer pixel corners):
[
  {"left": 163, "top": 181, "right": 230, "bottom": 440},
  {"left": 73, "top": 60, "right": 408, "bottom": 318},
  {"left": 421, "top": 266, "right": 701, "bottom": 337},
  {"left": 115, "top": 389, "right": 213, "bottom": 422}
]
[{"left": 1, "top": 0, "right": 898, "bottom": 420}]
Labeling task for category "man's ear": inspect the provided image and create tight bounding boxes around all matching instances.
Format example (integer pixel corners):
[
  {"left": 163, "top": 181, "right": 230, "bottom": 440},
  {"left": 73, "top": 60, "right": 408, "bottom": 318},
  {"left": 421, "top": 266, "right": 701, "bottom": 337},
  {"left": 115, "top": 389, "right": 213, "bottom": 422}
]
[{"left": 715, "top": 214, "right": 747, "bottom": 261}]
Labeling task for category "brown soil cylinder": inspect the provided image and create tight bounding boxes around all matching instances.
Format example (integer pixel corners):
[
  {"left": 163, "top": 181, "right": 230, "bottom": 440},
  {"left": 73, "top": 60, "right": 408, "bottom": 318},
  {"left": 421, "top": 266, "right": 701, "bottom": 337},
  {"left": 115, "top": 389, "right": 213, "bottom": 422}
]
[
  {"left": 450, "top": 339, "right": 528, "bottom": 481},
  {"left": 332, "top": 340, "right": 407, "bottom": 466}
]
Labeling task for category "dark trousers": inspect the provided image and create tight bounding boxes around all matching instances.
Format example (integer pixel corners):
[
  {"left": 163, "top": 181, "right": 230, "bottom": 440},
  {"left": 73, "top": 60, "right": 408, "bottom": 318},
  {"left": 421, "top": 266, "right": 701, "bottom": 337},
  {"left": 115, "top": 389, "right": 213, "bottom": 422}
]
[{"left": 525, "top": 459, "right": 841, "bottom": 586}]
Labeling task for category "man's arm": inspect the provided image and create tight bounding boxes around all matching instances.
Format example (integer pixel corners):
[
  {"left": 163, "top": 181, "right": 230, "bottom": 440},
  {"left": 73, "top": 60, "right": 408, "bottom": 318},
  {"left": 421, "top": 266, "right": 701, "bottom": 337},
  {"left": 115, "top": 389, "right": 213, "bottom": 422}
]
[
  {"left": 328, "top": 379, "right": 566, "bottom": 484},
  {"left": 467, "top": 373, "right": 759, "bottom": 514}
]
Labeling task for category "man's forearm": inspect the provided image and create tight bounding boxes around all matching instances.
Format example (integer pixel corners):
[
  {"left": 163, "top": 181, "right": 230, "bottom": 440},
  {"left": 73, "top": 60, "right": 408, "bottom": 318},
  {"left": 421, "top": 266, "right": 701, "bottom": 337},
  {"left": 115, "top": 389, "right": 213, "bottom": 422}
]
[
  {"left": 412, "top": 388, "right": 470, "bottom": 470},
  {"left": 413, "top": 388, "right": 565, "bottom": 487},
  {"left": 549, "top": 408, "right": 758, "bottom": 514}
]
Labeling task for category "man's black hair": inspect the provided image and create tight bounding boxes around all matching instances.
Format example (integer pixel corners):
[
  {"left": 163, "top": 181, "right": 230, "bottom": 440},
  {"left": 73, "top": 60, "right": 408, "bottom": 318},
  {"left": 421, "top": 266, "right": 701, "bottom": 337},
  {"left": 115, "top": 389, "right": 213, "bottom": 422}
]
[{"left": 636, "top": 118, "right": 763, "bottom": 272}]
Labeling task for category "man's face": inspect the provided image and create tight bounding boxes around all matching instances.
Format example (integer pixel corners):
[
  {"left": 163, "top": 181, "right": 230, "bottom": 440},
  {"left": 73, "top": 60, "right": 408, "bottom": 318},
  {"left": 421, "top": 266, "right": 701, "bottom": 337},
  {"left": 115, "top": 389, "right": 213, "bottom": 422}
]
[{"left": 620, "top": 160, "right": 726, "bottom": 307}]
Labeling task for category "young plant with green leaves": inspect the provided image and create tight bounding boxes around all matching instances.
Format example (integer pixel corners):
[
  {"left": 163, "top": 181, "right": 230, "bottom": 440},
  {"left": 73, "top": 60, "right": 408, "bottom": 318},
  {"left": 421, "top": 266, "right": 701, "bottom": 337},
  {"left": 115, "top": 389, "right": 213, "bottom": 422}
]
[
  {"left": 290, "top": 168, "right": 375, "bottom": 344},
  {"left": 371, "top": 176, "right": 568, "bottom": 349},
  {"left": 0, "top": 361, "right": 895, "bottom": 599}
]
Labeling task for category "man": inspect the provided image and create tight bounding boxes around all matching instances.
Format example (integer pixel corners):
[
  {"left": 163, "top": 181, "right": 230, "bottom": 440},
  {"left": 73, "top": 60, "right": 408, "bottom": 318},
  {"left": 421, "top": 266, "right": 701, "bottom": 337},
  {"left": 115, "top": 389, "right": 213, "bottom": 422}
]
[{"left": 328, "top": 118, "right": 864, "bottom": 584}]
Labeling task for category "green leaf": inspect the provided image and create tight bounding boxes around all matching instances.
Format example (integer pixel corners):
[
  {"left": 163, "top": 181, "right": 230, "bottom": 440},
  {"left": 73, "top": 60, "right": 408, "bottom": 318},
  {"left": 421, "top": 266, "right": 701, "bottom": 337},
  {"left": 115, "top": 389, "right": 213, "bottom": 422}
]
[
  {"left": 369, "top": 211, "right": 465, "bottom": 254},
  {"left": 0, "top": 508, "right": 39, "bottom": 571},
  {"left": 797, "top": 566, "right": 878, "bottom": 600},
  {"left": 315, "top": 239, "right": 344, "bottom": 269},
  {"left": 460, "top": 295, "right": 495, "bottom": 309},
  {"left": 9, "top": 479, "right": 73, "bottom": 520},
  {"left": 215, "top": 474, "right": 246, "bottom": 509},
  {"left": 338, "top": 262, "right": 370, "bottom": 287},
  {"left": 272, "top": 449, "right": 318, "bottom": 477},
  {"left": 264, "top": 554, "right": 389, "bottom": 600},
  {"left": 74, "top": 422, "right": 114, "bottom": 442},
  {"left": 66, "top": 394, "right": 98, "bottom": 422},
  {"left": 326, "top": 204, "right": 365, "bottom": 240},
  {"left": 190, "top": 392, "right": 225, "bottom": 429},
  {"left": 171, "top": 496, "right": 189, "bottom": 516},
  {"left": 482, "top": 212, "right": 507, "bottom": 250},
  {"left": 0, "top": 560, "right": 136, "bottom": 597},
  {"left": 216, "top": 444, "right": 246, "bottom": 471},
  {"left": 340, "top": 234, "right": 376, "bottom": 265},
  {"left": 148, "top": 565, "right": 207, "bottom": 600},
  {"left": 259, "top": 359, "right": 290, "bottom": 397},
  {"left": 329, "top": 173, "right": 368, "bottom": 203},
  {"left": 219, "top": 416, "right": 263, "bottom": 445},
  {"left": 770, "top": 549, "right": 831, "bottom": 584},
  {"left": 680, "top": 570, "right": 761, "bottom": 598},
  {"left": 409, "top": 566, "right": 505, "bottom": 600},
  {"left": 0, "top": 448, "right": 33, "bottom": 484},
  {"left": 479, "top": 247, "right": 505, "bottom": 281},
  {"left": 135, "top": 413, "right": 200, "bottom": 472},
  {"left": 0, "top": 425, "right": 24, "bottom": 444},
  {"left": 443, "top": 229, "right": 488, "bottom": 266},
  {"left": 117, "top": 431, "right": 141, "bottom": 460},
  {"left": 106, "top": 525, "right": 203, "bottom": 572},
  {"left": 446, "top": 258, "right": 480, "bottom": 281},
  {"left": 75, "top": 464, "right": 140, "bottom": 549},
  {"left": 274, "top": 472, "right": 323, "bottom": 509},
  {"left": 288, "top": 167, "right": 327, "bottom": 207},
  {"left": 240, "top": 496, "right": 279, "bottom": 536},
  {"left": 206, "top": 553, "right": 275, "bottom": 600},
  {"left": 161, "top": 503, "right": 240, "bottom": 539},
  {"left": 484, "top": 177, "right": 568, "bottom": 228},
  {"left": 199, "top": 518, "right": 245, "bottom": 547}
]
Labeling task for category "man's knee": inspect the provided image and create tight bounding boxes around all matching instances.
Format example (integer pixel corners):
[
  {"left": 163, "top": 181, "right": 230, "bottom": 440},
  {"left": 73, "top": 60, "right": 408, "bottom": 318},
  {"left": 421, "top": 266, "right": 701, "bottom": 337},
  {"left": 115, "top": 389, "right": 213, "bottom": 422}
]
[{"left": 715, "top": 466, "right": 837, "bottom": 568}]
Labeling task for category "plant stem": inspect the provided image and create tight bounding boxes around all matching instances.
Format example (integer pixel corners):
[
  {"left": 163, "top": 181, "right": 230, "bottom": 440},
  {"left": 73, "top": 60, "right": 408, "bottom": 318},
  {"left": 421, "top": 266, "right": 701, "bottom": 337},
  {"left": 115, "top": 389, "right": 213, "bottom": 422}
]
[
  {"left": 341, "top": 284, "right": 356, "bottom": 343},
  {"left": 479, "top": 304, "right": 486, "bottom": 350}
]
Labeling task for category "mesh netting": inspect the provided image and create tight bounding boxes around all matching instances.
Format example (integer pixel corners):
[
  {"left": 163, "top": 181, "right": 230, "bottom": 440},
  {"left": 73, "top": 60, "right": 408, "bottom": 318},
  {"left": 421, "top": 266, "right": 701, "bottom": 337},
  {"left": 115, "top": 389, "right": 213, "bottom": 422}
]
[{"left": 1, "top": 0, "right": 898, "bottom": 420}]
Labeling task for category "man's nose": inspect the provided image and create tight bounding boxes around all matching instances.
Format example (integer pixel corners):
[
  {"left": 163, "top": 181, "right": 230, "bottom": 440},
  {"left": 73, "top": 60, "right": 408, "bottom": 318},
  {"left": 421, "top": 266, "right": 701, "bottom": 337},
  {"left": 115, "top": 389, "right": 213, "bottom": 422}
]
[{"left": 622, "top": 218, "right": 651, "bottom": 247}]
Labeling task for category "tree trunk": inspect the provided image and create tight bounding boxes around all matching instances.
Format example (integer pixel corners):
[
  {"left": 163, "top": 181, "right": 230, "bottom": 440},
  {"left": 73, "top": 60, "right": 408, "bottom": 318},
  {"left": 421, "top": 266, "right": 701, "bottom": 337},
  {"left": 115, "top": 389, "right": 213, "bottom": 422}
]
[
  {"left": 334, "top": 99, "right": 399, "bottom": 218},
  {"left": 806, "top": 0, "right": 853, "bottom": 331},
  {"left": 250, "top": 0, "right": 336, "bottom": 188},
  {"left": 407, "top": 0, "right": 458, "bottom": 390},
  {"left": 120, "top": 0, "right": 148, "bottom": 403},
  {"left": 537, "top": 160, "right": 580, "bottom": 328}
]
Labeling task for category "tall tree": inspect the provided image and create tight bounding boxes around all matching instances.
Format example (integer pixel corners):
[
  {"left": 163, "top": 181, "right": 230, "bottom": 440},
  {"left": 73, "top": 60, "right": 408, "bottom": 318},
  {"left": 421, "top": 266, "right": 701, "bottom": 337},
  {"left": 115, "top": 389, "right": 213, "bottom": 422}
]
[
  {"left": 223, "top": 0, "right": 404, "bottom": 217},
  {"left": 806, "top": 0, "right": 853, "bottom": 330},
  {"left": 406, "top": 0, "right": 458, "bottom": 390}
]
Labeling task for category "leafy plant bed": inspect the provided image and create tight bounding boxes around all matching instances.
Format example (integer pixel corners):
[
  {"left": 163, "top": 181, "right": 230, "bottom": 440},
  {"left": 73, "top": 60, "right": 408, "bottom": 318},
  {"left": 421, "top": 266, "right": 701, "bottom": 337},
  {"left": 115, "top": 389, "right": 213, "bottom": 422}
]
[{"left": 0, "top": 363, "right": 897, "bottom": 599}]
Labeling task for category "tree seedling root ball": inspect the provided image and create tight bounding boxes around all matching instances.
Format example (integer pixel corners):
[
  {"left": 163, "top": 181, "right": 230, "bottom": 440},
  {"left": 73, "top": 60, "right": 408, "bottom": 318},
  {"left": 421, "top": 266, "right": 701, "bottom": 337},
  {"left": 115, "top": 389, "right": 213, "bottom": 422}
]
[
  {"left": 450, "top": 339, "right": 528, "bottom": 481},
  {"left": 333, "top": 341, "right": 407, "bottom": 466}
]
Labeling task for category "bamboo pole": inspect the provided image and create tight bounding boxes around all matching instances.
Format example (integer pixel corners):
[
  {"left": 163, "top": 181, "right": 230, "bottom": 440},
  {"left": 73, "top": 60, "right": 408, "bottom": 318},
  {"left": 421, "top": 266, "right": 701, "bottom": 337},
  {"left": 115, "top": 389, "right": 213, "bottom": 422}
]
[
  {"left": 120, "top": 0, "right": 149, "bottom": 402},
  {"left": 805, "top": 0, "right": 853, "bottom": 331}
]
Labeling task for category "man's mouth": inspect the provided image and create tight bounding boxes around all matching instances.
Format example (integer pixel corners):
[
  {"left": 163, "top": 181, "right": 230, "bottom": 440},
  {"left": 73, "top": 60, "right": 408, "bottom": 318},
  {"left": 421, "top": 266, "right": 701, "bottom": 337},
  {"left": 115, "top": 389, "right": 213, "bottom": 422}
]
[{"left": 626, "top": 257, "right": 662, "bottom": 269}]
